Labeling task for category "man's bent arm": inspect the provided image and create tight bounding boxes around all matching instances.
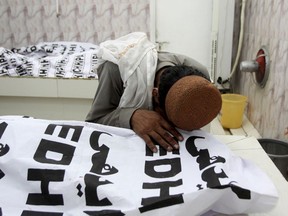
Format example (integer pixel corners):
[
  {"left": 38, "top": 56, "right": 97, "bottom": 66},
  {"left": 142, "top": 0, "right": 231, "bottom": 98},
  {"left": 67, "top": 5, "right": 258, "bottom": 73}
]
[{"left": 86, "top": 61, "right": 135, "bottom": 128}]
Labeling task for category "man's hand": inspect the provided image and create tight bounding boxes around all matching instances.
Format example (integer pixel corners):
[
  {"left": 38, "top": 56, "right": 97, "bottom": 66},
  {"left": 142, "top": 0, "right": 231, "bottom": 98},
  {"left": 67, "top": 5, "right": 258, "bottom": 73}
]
[{"left": 130, "top": 109, "right": 183, "bottom": 153}]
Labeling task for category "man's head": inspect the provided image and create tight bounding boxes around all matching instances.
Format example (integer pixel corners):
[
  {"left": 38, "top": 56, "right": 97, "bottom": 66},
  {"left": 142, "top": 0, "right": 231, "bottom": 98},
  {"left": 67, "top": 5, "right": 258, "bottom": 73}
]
[{"left": 152, "top": 65, "right": 222, "bottom": 131}]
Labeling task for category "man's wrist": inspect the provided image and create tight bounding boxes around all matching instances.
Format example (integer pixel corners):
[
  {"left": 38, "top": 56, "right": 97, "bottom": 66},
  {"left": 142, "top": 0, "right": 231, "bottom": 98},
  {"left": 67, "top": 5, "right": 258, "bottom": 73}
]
[{"left": 119, "top": 108, "right": 138, "bottom": 129}]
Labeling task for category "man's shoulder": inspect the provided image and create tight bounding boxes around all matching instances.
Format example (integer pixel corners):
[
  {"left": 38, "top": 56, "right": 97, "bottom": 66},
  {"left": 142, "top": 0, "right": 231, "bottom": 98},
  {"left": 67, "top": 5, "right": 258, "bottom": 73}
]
[
  {"left": 158, "top": 51, "right": 190, "bottom": 61},
  {"left": 157, "top": 51, "right": 209, "bottom": 78},
  {"left": 158, "top": 51, "right": 178, "bottom": 58}
]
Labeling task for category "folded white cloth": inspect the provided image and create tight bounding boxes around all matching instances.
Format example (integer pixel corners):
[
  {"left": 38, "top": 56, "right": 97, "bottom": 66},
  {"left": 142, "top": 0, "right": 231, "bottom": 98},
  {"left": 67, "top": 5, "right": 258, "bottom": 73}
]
[{"left": 98, "top": 32, "right": 158, "bottom": 109}]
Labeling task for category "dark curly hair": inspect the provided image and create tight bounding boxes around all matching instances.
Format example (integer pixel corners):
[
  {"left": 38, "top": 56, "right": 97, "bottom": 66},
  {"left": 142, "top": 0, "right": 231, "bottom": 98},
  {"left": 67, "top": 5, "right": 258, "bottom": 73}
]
[{"left": 158, "top": 65, "right": 210, "bottom": 111}]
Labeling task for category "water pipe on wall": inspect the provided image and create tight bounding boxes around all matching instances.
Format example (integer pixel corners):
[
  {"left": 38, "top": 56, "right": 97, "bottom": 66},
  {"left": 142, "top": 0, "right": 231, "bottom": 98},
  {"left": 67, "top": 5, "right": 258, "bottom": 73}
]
[
  {"left": 229, "top": 0, "right": 247, "bottom": 80},
  {"left": 215, "top": 0, "right": 246, "bottom": 88},
  {"left": 56, "top": 0, "right": 61, "bottom": 17}
]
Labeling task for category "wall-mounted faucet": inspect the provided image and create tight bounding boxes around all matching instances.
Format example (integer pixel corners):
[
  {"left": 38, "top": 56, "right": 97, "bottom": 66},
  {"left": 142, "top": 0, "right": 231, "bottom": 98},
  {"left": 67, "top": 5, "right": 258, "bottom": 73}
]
[{"left": 240, "top": 46, "right": 270, "bottom": 88}]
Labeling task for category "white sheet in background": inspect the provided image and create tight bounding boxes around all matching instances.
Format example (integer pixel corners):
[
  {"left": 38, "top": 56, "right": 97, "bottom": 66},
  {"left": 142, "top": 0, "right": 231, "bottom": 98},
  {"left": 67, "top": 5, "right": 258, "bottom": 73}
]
[
  {"left": 0, "top": 116, "right": 278, "bottom": 216},
  {"left": 0, "top": 42, "right": 101, "bottom": 78}
]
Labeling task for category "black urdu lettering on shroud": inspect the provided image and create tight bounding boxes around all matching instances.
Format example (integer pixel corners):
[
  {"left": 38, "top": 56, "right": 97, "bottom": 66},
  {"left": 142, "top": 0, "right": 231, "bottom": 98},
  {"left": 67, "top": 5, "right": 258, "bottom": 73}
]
[{"left": 26, "top": 169, "right": 65, "bottom": 206}]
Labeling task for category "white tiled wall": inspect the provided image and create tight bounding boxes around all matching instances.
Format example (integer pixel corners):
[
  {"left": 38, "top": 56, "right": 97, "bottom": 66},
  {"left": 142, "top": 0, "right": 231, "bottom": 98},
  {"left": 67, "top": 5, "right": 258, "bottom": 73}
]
[
  {"left": 233, "top": 0, "right": 288, "bottom": 141},
  {"left": 0, "top": 0, "right": 151, "bottom": 48}
]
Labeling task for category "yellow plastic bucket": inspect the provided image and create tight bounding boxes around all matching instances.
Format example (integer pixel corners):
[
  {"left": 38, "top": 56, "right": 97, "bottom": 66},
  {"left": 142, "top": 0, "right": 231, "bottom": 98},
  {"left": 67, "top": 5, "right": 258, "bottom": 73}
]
[{"left": 220, "top": 94, "right": 248, "bottom": 129}]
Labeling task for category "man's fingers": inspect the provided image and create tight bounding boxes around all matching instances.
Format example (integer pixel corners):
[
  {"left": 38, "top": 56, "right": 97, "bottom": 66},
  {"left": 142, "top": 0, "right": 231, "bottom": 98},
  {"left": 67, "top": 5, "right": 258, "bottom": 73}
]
[
  {"left": 160, "top": 120, "right": 183, "bottom": 142},
  {"left": 141, "top": 134, "right": 158, "bottom": 153},
  {"left": 131, "top": 109, "right": 183, "bottom": 153},
  {"left": 150, "top": 131, "right": 173, "bottom": 152},
  {"left": 156, "top": 127, "right": 179, "bottom": 149},
  {"left": 140, "top": 132, "right": 174, "bottom": 153}
]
